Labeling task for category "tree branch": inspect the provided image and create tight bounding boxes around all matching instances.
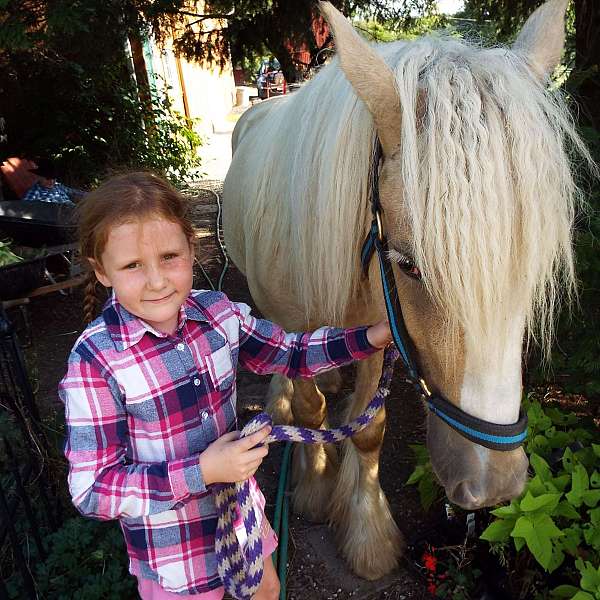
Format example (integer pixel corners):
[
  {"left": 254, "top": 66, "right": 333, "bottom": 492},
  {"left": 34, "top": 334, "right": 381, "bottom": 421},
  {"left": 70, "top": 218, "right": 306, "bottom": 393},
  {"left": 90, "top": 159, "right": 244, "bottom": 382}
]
[{"left": 178, "top": 11, "right": 232, "bottom": 21}]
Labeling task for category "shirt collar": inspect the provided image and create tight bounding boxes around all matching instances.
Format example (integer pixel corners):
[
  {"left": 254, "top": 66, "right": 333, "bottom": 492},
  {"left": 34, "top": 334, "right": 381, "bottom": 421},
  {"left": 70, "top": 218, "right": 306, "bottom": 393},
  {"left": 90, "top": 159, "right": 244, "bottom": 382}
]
[{"left": 103, "top": 292, "right": 208, "bottom": 351}]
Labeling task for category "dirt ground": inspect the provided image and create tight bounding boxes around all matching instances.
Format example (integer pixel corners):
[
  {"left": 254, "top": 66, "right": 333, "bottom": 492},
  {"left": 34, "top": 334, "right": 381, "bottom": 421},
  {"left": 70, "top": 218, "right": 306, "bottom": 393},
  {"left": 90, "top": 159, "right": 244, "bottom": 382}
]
[{"left": 8, "top": 182, "right": 441, "bottom": 599}]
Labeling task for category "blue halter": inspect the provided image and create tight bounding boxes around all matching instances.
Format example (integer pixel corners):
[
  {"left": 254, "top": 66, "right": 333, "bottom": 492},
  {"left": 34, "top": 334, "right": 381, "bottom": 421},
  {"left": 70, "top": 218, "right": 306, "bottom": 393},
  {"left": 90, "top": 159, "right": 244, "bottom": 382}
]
[{"left": 361, "top": 141, "right": 528, "bottom": 452}]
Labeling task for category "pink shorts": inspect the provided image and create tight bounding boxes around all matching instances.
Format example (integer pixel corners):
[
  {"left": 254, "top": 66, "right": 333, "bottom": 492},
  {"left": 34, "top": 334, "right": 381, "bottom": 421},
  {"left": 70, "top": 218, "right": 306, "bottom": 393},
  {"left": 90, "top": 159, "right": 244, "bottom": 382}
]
[{"left": 136, "top": 520, "right": 278, "bottom": 600}]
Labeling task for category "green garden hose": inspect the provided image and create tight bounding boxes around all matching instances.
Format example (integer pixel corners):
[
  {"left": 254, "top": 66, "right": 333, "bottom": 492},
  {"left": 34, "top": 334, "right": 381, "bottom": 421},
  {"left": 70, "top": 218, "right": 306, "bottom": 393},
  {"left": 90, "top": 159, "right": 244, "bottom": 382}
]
[{"left": 272, "top": 442, "right": 292, "bottom": 599}]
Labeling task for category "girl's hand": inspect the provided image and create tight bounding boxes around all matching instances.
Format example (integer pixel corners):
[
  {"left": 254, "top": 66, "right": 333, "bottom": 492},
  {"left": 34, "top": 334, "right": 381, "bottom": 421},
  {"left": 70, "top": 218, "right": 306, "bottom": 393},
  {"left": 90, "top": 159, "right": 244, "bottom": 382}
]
[
  {"left": 198, "top": 426, "right": 271, "bottom": 485},
  {"left": 366, "top": 320, "right": 393, "bottom": 349}
]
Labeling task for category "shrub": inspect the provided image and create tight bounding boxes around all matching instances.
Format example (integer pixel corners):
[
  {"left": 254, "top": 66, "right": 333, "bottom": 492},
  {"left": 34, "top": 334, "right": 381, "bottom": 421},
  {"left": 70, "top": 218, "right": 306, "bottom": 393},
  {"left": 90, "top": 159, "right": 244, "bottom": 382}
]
[{"left": 406, "top": 396, "right": 600, "bottom": 599}]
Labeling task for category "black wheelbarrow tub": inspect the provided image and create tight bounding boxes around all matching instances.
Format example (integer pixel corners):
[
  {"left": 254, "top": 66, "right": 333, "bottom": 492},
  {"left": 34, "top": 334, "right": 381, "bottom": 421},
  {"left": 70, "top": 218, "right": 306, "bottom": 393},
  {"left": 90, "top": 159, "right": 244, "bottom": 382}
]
[
  {"left": 0, "top": 255, "right": 47, "bottom": 300},
  {"left": 0, "top": 201, "right": 77, "bottom": 246}
]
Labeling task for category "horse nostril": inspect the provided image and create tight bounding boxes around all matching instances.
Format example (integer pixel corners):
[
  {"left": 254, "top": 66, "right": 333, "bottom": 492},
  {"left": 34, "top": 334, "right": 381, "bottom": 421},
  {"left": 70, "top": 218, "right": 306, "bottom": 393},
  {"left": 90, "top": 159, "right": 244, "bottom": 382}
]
[{"left": 450, "top": 481, "right": 484, "bottom": 509}]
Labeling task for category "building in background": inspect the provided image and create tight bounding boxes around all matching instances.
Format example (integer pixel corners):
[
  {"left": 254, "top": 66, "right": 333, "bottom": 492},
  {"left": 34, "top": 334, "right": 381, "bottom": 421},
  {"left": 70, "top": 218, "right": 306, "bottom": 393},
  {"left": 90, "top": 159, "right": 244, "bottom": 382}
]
[{"left": 127, "top": 6, "right": 237, "bottom": 136}]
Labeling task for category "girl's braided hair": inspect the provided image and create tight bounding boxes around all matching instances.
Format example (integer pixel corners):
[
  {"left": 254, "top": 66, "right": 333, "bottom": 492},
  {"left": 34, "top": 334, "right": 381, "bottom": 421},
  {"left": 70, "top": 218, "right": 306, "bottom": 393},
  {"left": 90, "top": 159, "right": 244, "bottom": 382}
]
[{"left": 77, "top": 172, "right": 195, "bottom": 324}]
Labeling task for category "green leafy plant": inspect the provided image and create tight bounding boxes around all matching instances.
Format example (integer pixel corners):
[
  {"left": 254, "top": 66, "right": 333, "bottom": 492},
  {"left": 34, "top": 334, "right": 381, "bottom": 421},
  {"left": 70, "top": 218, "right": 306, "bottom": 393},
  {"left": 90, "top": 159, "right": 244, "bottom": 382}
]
[
  {"left": 480, "top": 397, "right": 599, "bottom": 596},
  {"left": 407, "top": 396, "right": 599, "bottom": 598},
  {"left": 405, "top": 443, "right": 443, "bottom": 510},
  {"left": 5, "top": 517, "right": 137, "bottom": 600},
  {"left": 0, "top": 240, "right": 23, "bottom": 267},
  {"left": 552, "top": 558, "right": 600, "bottom": 599}
]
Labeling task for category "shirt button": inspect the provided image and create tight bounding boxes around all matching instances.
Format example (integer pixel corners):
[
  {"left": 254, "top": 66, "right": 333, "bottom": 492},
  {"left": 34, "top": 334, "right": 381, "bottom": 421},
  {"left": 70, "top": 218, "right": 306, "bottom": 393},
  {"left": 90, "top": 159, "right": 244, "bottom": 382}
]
[
  {"left": 201, "top": 410, "right": 209, "bottom": 420},
  {"left": 176, "top": 343, "right": 185, "bottom": 351},
  {"left": 193, "top": 378, "right": 201, "bottom": 386}
]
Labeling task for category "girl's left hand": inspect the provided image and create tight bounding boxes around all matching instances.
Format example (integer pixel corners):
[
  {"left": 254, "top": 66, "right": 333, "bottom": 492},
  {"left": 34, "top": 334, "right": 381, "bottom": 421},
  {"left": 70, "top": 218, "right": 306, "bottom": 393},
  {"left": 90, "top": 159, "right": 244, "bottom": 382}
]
[{"left": 366, "top": 320, "right": 393, "bottom": 349}]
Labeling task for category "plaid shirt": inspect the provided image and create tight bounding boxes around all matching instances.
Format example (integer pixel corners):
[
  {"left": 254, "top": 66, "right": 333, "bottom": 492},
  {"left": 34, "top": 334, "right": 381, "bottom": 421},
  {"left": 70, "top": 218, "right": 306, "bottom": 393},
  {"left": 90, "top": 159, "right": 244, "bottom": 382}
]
[{"left": 59, "top": 290, "right": 377, "bottom": 594}]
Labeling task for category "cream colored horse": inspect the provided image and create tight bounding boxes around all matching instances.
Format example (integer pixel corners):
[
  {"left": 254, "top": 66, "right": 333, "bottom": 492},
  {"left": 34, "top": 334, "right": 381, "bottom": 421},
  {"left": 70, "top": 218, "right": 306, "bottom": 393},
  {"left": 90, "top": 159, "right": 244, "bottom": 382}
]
[{"left": 223, "top": 0, "right": 589, "bottom": 580}]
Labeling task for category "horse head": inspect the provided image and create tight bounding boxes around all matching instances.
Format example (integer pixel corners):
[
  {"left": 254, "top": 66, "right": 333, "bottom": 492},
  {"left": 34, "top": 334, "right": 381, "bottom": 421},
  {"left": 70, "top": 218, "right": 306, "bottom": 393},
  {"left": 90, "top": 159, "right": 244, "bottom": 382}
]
[{"left": 320, "top": 0, "right": 581, "bottom": 509}]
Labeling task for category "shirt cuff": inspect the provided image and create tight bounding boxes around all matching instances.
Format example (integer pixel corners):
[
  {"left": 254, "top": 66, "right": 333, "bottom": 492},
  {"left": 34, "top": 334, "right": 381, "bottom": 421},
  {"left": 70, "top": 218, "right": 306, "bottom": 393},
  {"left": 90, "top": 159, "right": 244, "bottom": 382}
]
[
  {"left": 343, "top": 326, "right": 380, "bottom": 359},
  {"left": 168, "top": 455, "right": 206, "bottom": 502}
]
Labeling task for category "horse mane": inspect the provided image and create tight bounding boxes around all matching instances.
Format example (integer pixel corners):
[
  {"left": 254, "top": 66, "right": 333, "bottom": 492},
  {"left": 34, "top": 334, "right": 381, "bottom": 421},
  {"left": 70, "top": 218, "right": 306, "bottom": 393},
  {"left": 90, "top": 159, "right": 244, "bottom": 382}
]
[{"left": 243, "top": 33, "right": 592, "bottom": 353}]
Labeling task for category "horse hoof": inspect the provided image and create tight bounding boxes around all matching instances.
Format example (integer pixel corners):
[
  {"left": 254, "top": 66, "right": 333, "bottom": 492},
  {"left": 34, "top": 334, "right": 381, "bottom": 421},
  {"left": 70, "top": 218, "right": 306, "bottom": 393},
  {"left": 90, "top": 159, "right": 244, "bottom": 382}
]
[
  {"left": 329, "top": 443, "right": 404, "bottom": 579},
  {"left": 333, "top": 489, "right": 404, "bottom": 580}
]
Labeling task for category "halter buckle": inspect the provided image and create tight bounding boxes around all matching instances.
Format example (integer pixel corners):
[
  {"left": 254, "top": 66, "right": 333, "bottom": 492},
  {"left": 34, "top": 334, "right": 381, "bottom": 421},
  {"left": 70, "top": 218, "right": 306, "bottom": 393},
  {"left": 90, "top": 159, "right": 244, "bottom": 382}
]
[
  {"left": 375, "top": 210, "right": 384, "bottom": 242},
  {"left": 418, "top": 377, "right": 432, "bottom": 398}
]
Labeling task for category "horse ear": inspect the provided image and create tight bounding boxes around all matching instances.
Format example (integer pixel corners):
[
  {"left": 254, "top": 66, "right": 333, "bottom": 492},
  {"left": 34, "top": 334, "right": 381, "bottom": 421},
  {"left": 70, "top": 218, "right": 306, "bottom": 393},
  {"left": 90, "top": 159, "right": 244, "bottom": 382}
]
[
  {"left": 513, "top": 0, "right": 570, "bottom": 80},
  {"left": 319, "top": 1, "right": 401, "bottom": 157}
]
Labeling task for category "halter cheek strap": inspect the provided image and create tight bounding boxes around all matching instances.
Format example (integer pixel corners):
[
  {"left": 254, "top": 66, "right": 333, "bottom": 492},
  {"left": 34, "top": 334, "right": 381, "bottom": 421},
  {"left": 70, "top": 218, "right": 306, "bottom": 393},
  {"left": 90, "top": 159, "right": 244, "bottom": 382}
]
[{"left": 361, "top": 140, "right": 528, "bottom": 452}]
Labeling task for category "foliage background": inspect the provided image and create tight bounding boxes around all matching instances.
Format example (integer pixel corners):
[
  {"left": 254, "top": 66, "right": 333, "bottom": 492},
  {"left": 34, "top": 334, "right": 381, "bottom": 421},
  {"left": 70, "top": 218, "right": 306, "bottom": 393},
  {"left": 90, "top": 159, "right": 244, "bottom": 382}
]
[{"left": 0, "top": 0, "right": 202, "bottom": 185}]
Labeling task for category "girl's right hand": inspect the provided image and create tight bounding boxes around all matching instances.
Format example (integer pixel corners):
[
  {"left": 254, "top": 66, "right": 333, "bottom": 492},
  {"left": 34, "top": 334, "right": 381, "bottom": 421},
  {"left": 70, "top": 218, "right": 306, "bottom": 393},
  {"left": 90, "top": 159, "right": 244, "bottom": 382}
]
[{"left": 198, "top": 426, "right": 271, "bottom": 485}]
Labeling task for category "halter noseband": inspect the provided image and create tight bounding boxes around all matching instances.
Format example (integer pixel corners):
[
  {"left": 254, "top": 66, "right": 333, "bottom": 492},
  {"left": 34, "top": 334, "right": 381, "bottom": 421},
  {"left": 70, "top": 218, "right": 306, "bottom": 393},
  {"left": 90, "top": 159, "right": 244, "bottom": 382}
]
[{"left": 361, "top": 140, "right": 528, "bottom": 451}]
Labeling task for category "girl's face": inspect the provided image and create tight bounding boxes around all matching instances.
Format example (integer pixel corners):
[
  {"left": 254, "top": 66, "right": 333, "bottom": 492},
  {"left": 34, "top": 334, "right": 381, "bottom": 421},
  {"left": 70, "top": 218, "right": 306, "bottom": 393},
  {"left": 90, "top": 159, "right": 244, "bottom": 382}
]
[{"left": 92, "top": 217, "right": 194, "bottom": 335}]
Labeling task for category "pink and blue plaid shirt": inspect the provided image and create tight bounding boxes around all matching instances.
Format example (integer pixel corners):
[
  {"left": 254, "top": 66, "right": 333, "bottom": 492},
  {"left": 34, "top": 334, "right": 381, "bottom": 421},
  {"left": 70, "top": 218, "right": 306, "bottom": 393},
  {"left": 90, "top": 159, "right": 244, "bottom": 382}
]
[{"left": 59, "top": 290, "right": 377, "bottom": 594}]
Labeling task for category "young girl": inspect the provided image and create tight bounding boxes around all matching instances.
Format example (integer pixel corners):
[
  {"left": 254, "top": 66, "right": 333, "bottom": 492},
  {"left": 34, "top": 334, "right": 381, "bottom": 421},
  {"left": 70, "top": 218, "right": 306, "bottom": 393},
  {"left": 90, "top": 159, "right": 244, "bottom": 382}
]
[{"left": 59, "top": 172, "right": 392, "bottom": 599}]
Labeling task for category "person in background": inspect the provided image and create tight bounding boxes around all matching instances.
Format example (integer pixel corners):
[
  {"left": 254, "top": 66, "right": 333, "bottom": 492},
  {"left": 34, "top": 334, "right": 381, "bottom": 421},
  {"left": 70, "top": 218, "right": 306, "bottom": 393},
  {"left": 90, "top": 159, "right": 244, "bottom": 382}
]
[{"left": 22, "top": 158, "right": 84, "bottom": 204}]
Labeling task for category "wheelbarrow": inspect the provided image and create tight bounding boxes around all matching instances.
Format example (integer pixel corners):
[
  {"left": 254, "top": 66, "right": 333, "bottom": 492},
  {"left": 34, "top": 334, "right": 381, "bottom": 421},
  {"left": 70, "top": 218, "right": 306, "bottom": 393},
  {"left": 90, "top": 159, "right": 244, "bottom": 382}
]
[{"left": 0, "top": 201, "right": 77, "bottom": 246}]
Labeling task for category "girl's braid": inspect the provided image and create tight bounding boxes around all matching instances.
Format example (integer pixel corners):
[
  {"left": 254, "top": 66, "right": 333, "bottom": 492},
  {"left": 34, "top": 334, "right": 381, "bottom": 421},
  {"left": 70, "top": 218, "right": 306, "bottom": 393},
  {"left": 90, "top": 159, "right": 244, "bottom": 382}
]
[{"left": 83, "top": 271, "right": 100, "bottom": 324}]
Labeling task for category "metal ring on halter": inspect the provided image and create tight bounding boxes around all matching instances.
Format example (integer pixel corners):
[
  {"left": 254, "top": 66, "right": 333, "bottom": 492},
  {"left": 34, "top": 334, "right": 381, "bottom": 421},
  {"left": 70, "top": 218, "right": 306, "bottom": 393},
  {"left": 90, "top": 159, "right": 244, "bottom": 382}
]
[
  {"left": 375, "top": 210, "right": 384, "bottom": 242},
  {"left": 418, "top": 377, "right": 432, "bottom": 398}
]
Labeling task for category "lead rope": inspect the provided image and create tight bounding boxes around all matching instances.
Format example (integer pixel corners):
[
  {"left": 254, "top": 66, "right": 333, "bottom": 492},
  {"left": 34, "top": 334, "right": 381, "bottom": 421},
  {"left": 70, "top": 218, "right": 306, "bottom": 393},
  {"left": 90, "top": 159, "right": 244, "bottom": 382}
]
[{"left": 213, "top": 345, "right": 399, "bottom": 600}]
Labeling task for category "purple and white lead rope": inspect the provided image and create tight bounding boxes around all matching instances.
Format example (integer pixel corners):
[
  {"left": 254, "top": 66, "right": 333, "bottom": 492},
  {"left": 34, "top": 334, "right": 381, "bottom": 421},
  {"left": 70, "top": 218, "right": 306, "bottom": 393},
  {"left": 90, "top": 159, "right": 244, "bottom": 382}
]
[{"left": 213, "top": 346, "right": 399, "bottom": 600}]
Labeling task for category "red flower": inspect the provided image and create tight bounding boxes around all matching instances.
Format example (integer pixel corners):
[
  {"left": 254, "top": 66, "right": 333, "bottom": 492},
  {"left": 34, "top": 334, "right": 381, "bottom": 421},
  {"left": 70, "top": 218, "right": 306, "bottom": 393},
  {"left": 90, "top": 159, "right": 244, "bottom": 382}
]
[
  {"left": 427, "top": 581, "right": 437, "bottom": 595},
  {"left": 422, "top": 552, "right": 438, "bottom": 572}
]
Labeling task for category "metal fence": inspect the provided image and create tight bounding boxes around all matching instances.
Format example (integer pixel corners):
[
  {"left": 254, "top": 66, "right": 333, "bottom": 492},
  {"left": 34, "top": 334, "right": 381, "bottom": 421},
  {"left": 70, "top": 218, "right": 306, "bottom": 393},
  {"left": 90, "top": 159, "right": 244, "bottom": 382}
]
[{"left": 0, "top": 307, "right": 61, "bottom": 599}]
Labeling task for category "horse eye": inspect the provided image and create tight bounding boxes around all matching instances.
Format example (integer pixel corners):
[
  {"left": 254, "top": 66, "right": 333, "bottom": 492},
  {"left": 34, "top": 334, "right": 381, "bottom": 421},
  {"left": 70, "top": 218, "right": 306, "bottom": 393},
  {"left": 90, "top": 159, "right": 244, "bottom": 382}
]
[{"left": 387, "top": 249, "right": 422, "bottom": 280}]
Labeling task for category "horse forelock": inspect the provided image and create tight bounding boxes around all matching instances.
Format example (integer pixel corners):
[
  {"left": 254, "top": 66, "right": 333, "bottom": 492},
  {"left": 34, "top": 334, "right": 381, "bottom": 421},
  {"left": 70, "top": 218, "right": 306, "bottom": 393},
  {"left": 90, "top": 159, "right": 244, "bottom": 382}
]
[
  {"left": 393, "top": 35, "right": 591, "bottom": 359},
  {"left": 243, "top": 33, "right": 591, "bottom": 346}
]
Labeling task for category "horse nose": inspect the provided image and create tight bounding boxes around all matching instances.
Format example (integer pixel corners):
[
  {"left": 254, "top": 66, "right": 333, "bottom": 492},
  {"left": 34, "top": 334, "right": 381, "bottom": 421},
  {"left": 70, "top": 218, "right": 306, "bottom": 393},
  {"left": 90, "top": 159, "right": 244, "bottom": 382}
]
[
  {"left": 450, "top": 466, "right": 528, "bottom": 510},
  {"left": 450, "top": 481, "right": 486, "bottom": 509}
]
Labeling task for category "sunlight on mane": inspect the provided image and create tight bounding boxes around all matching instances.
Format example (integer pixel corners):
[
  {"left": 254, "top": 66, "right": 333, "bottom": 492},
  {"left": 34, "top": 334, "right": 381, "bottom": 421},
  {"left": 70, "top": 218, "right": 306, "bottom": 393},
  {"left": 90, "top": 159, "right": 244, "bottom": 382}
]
[{"left": 243, "top": 33, "right": 592, "bottom": 356}]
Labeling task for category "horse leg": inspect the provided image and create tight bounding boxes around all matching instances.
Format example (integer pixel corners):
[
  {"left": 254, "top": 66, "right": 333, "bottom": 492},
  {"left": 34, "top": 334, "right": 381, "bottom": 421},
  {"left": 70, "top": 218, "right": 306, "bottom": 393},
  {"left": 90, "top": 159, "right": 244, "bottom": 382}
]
[
  {"left": 265, "top": 374, "right": 294, "bottom": 425},
  {"left": 315, "top": 367, "right": 342, "bottom": 394},
  {"left": 290, "top": 378, "right": 339, "bottom": 522},
  {"left": 329, "top": 351, "right": 403, "bottom": 580}
]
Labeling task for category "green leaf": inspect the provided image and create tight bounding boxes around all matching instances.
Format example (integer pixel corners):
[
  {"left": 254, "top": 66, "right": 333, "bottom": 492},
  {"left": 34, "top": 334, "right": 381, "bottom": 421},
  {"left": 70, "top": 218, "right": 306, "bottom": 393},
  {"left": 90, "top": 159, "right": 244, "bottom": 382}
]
[
  {"left": 406, "top": 465, "right": 425, "bottom": 485},
  {"left": 551, "top": 584, "right": 580, "bottom": 598},
  {"left": 576, "top": 559, "right": 600, "bottom": 593},
  {"left": 514, "top": 536, "right": 526, "bottom": 552},
  {"left": 555, "top": 500, "right": 581, "bottom": 520},
  {"left": 520, "top": 491, "right": 562, "bottom": 513},
  {"left": 480, "top": 519, "right": 515, "bottom": 542},
  {"left": 511, "top": 514, "right": 563, "bottom": 570},
  {"left": 567, "top": 490, "right": 584, "bottom": 508},
  {"left": 573, "top": 465, "right": 591, "bottom": 495},
  {"left": 532, "top": 513, "right": 565, "bottom": 539},
  {"left": 582, "top": 525, "right": 600, "bottom": 550},
  {"left": 590, "top": 471, "right": 600, "bottom": 489},
  {"left": 570, "top": 593, "right": 594, "bottom": 600},
  {"left": 418, "top": 472, "right": 441, "bottom": 511},
  {"left": 547, "top": 546, "right": 566, "bottom": 574},
  {"left": 563, "top": 448, "right": 576, "bottom": 473},
  {"left": 560, "top": 526, "right": 583, "bottom": 555},
  {"left": 529, "top": 474, "right": 550, "bottom": 496},
  {"left": 547, "top": 408, "right": 578, "bottom": 427},
  {"left": 592, "top": 444, "right": 600, "bottom": 459},
  {"left": 531, "top": 453, "right": 552, "bottom": 481},
  {"left": 582, "top": 490, "right": 600, "bottom": 508},
  {"left": 409, "top": 443, "right": 429, "bottom": 465},
  {"left": 491, "top": 501, "right": 520, "bottom": 518},
  {"left": 528, "top": 403, "right": 552, "bottom": 431},
  {"left": 553, "top": 474, "right": 572, "bottom": 493}
]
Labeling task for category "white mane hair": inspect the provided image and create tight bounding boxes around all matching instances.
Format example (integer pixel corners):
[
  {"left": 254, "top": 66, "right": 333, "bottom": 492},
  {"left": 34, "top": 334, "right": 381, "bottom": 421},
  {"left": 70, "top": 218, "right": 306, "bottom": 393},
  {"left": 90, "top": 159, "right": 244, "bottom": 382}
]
[{"left": 244, "top": 33, "right": 592, "bottom": 352}]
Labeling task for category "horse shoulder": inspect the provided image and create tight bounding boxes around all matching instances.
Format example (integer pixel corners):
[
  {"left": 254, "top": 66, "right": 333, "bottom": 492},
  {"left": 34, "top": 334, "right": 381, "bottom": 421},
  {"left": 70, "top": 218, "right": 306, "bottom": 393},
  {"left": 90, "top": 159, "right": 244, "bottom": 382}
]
[{"left": 232, "top": 97, "right": 287, "bottom": 153}]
